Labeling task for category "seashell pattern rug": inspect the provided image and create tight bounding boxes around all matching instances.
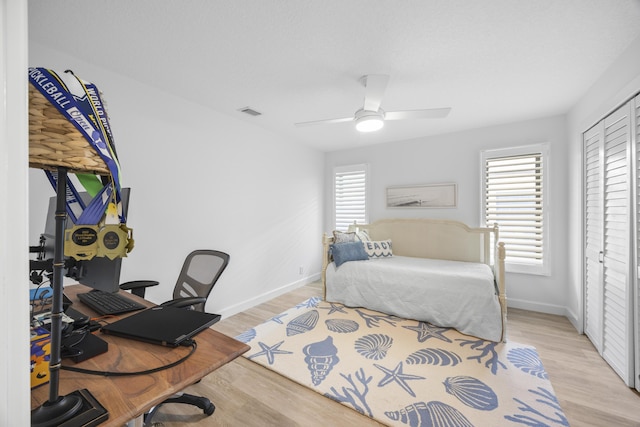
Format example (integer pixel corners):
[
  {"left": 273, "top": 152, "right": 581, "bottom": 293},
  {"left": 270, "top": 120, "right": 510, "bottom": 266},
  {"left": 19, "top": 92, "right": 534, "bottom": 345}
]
[{"left": 236, "top": 297, "right": 569, "bottom": 427}]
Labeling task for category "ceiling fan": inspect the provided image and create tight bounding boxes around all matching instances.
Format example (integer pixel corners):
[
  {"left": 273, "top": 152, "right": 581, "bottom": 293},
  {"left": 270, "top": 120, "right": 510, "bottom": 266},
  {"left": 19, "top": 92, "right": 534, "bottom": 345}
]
[{"left": 294, "top": 74, "right": 451, "bottom": 132}]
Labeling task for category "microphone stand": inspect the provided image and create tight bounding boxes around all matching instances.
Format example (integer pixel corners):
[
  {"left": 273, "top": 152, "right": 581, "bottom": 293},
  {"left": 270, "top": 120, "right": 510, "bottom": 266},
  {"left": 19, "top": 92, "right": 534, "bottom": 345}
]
[{"left": 31, "top": 167, "right": 106, "bottom": 427}]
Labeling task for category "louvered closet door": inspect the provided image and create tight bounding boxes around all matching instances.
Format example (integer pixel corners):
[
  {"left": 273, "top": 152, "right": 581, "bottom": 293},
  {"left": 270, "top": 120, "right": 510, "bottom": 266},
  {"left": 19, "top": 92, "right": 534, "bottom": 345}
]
[
  {"left": 583, "top": 124, "right": 603, "bottom": 351},
  {"left": 601, "top": 103, "right": 634, "bottom": 387},
  {"left": 634, "top": 94, "right": 640, "bottom": 392}
]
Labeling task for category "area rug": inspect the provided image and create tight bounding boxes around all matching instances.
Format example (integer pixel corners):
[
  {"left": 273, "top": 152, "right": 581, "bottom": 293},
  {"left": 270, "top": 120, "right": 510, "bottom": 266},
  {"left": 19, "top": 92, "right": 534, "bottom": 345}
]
[{"left": 236, "top": 297, "right": 569, "bottom": 427}]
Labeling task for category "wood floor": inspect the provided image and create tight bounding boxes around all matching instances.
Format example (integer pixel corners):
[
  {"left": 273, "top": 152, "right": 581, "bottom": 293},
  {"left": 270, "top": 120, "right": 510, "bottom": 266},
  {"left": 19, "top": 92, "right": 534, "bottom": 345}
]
[{"left": 152, "top": 281, "right": 640, "bottom": 427}]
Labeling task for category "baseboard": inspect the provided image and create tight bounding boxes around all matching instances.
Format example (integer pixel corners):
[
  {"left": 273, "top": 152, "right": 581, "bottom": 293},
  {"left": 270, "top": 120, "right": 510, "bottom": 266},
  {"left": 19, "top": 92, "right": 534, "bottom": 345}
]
[
  {"left": 218, "top": 273, "right": 321, "bottom": 319},
  {"left": 564, "top": 307, "right": 582, "bottom": 334},
  {"left": 507, "top": 298, "right": 567, "bottom": 316},
  {"left": 508, "top": 299, "right": 582, "bottom": 334}
]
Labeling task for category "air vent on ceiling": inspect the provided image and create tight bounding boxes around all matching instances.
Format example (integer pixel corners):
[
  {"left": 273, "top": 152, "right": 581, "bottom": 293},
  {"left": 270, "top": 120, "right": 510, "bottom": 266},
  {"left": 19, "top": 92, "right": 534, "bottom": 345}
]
[{"left": 238, "top": 106, "right": 262, "bottom": 116}]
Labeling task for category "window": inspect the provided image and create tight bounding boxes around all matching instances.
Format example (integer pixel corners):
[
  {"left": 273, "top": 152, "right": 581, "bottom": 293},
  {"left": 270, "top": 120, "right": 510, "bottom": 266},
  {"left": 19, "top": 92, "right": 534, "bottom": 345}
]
[
  {"left": 481, "top": 144, "right": 549, "bottom": 275},
  {"left": 334, "top": 164, "right": 368, "bottom": 231}
]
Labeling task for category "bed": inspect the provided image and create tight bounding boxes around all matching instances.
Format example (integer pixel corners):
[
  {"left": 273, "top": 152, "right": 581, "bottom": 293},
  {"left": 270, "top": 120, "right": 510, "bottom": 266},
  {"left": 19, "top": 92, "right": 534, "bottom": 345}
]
[{"left": 321, "top": 218, "right": 506, "bottom": 342}]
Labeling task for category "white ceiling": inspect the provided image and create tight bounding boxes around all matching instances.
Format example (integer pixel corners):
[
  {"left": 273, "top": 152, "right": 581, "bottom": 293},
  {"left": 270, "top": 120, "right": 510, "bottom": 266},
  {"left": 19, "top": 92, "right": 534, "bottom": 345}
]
[{"left": 29, "top": 0, "right": 640, "bottom": 152}]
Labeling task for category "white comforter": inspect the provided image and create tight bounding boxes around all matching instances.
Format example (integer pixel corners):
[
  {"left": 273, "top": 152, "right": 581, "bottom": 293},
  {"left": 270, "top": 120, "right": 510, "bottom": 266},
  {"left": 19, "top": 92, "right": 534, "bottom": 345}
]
[{"left": 325, "top": 256, "right": 503, "bottom": 342}]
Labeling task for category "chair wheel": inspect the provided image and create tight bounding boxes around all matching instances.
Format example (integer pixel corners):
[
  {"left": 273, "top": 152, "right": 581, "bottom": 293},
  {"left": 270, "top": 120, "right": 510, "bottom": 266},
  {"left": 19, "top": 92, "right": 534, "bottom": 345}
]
[{"left": 204, "top": 402, "right": 215, "bottom": 416}]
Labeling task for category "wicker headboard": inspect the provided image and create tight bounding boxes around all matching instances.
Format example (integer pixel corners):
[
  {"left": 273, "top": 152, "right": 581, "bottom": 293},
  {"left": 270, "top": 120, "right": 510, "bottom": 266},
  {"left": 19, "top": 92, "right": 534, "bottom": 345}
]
[
  {"left": 322, "top": 218, "right": 504, "bottom": 280},
  {"left": 349, "top": 218, "right": 494, "bottom": 265}
]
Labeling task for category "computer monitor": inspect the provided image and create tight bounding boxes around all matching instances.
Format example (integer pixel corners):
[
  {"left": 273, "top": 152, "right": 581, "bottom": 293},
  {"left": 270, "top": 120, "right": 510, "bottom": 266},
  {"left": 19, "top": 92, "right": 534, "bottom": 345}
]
[{"left": 39, "top": 187, "right": 131, "bottom": 293}]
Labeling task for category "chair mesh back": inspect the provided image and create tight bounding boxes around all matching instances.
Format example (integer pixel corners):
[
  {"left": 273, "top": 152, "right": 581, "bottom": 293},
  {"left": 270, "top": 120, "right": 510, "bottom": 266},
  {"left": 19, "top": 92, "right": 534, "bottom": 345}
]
[{"left": 173, "top": 250, "right": 230, "bottom": 311}]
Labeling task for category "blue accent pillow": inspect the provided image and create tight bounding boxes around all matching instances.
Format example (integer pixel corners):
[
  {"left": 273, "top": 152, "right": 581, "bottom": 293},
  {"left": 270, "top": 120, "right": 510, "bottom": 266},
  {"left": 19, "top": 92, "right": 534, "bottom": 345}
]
[{"left": 330, "top": 241, "right": 369, "bottom": 267}]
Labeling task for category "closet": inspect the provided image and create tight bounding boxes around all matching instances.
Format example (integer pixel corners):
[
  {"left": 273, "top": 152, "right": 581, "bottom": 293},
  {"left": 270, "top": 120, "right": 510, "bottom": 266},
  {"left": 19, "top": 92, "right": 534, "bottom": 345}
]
[{"left": 583, "top": 93, "right": 639, "bottom": 391}]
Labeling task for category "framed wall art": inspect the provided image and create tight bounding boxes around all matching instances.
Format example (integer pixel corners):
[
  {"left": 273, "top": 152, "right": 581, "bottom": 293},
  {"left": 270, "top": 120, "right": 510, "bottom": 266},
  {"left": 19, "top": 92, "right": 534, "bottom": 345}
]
[{"left": 386, "top": 183, "right": 457, "bottom": 208}]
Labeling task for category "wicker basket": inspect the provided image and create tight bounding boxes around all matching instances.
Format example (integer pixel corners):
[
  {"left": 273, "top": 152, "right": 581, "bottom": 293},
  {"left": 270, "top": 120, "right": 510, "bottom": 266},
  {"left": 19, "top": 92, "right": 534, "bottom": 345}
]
[{"left": 29, "top": 84, "right": 110, "bottom": 175}]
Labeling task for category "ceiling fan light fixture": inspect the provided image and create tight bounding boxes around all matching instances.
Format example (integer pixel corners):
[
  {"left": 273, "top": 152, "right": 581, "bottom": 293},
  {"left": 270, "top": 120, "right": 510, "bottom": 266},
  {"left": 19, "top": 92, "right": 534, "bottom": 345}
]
[{"left": 355, "top": 110, "right": 384, "bottom": 132}]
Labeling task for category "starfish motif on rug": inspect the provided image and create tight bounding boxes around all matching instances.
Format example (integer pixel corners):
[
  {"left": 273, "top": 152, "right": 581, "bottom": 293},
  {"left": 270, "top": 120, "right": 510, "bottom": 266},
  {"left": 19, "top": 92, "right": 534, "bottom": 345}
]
[
  {"left": 248, "top": 340, "right": 293, "bottom": 365},
  {"left": 402, "top": 321, "right": 452, "bottom": 343},
  {"left": 319, "top": 303, "right": 348, "bottom": 315},
  {"left": 373, "top": 361, "right": 425, "bottom": 397}
]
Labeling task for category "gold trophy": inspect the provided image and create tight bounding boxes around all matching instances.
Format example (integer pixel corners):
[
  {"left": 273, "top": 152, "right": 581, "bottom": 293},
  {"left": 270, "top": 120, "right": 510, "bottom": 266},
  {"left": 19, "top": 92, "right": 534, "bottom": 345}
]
[
  {"left": 96, "top": 224, "right": 134, "bottom": 260},
  {"left": 64, "top": 225, "right": 99, "bottom": 260}
]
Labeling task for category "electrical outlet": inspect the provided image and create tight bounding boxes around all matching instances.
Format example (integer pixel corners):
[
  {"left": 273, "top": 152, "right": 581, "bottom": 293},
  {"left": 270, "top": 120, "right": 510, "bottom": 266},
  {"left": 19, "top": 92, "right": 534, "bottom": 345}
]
[{"left": 299, "top": 266, "right": 304, "bottom": 275}]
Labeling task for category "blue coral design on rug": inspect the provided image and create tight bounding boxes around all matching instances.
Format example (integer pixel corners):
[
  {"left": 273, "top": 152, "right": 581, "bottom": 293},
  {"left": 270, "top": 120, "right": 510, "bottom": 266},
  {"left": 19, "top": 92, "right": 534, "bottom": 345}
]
[{"left": 237, "top": 298, "right": 569, "bottom": 426}]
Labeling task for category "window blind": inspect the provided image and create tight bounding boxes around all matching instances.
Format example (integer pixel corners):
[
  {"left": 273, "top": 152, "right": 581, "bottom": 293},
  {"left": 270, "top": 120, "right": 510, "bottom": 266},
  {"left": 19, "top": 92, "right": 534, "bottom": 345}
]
[
  {"left": 334, "top": 165, "right": 367, "bottom": 231},
  {"left": 484, "top": 153, "right": 543, "bottom": 265}
]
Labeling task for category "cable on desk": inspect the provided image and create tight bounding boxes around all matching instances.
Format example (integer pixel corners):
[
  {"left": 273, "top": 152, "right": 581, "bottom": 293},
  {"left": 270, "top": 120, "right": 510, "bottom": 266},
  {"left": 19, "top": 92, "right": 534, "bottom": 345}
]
[
  {"left": 61, "top": 340, "right": 198, "bottom": 377},
  {"left": 60, "top": 328, "right": 90, "bottom": 358},
  {"left": 29, "top": 280, "right": 52, "bottom": 316}
]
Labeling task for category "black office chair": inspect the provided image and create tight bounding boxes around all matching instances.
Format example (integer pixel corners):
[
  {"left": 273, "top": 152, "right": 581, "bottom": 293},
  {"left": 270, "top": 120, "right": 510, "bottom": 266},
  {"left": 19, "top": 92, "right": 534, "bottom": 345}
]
[{"left": 120, "top": 249, "right": 230, "bottom": 426}]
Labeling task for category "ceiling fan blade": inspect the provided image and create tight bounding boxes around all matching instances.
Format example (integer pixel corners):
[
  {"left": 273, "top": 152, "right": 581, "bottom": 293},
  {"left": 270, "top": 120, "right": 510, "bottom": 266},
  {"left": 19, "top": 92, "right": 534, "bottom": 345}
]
[
  {"left": 362, "top": 74, "right": 389, "bottom": 112},
  {"left": 384, "top": 108, "right": 452, "bottom": 121},
  {"left": 294, "top": 116, "right": 353, "bottom": 127}
]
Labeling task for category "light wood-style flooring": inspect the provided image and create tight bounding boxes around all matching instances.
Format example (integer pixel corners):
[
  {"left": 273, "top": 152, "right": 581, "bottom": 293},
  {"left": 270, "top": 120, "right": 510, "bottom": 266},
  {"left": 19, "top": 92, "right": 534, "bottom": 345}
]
[{"left": 152, "top": 281, "right": 640, "bottom": 427}]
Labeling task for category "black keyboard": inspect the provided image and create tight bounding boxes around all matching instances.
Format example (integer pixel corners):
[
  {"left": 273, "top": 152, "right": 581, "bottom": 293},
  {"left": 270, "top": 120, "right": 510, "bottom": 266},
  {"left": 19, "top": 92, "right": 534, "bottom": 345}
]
[{"left": 78, "top": 290, "right": 147, "bottom": 315}]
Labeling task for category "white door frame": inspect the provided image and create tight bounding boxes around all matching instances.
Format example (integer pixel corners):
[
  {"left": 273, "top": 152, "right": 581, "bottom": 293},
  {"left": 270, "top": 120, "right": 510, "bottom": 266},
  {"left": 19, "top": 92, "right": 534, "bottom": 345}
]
[{"left": 0, "top": 0, "right": 30, "bottom": 424}]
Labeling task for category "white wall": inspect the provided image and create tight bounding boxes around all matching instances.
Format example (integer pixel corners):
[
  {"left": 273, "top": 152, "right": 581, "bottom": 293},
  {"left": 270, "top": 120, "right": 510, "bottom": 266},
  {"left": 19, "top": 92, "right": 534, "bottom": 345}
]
[
  {"left": 325, "top": 115, "right": 570, "bottom": 317},
  {"left": 567, "top": 34, "right": 640, "bottom": 332},
  {"left": 29, "top": 43, "right": 325, "bottom": 318}
]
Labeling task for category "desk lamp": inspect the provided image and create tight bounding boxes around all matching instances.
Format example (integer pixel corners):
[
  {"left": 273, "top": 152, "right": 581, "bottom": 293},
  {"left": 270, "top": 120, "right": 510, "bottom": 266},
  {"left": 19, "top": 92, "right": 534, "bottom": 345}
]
[{"left": 31, "top": 167, "right": 106, "bottom": 427}]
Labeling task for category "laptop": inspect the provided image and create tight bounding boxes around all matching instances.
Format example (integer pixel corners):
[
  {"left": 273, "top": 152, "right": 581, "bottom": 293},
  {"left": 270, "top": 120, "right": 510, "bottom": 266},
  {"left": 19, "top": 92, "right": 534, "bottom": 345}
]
[{"left": 101, "top": 305, "right": 221, "bottom": 347}]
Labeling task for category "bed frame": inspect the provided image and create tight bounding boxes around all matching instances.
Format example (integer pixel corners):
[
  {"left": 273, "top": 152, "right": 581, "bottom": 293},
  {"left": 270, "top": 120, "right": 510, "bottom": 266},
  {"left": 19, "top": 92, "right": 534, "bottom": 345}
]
[{"left": 322, "top": 218, "right": 507, "bottom": 341}]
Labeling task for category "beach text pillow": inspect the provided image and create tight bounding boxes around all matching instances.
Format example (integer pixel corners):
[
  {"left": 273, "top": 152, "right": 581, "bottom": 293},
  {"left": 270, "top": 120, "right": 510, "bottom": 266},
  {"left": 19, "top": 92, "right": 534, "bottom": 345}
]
[{"left": 363, "top": 240, "right": 393, "bottom": 258}]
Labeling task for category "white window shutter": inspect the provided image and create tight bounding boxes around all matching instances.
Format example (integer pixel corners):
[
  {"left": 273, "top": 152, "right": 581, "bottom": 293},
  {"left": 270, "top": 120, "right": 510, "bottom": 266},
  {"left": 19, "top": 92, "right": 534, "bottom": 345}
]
[
  {"left": 482, "top": 144, "right": 548, "bottom": 275},
  {"left": 334, "top": 164, "right": 368, "bottom": 231}
]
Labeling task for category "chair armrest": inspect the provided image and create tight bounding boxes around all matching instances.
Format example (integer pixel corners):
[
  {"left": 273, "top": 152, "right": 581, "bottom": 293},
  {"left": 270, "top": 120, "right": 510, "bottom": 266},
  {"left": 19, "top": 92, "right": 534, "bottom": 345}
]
[
  {"left": 119, "top": 280, "right": 159, "bottom": 298},
  {"left": 160, "top": 297, "right": 207, "bottom": 311}
]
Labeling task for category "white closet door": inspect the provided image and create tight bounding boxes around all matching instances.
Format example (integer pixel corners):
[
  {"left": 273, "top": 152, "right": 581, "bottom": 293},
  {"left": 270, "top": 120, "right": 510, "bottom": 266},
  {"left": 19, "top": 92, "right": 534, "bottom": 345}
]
[
  {"left": 602, "top": 102, "right": 634, "bottom": 386},
  {"left": 583, "top": 124, "right": 604, "bottom": 351},
  {"left": 634, "top": 94, "right": 640, "bottom": 392}
]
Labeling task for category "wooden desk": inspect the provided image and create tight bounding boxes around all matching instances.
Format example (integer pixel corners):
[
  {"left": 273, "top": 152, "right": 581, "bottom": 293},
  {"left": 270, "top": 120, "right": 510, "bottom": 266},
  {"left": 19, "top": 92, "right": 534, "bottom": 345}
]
[{"left": 31, "top": 284, "right": 250, "bottom": 426}]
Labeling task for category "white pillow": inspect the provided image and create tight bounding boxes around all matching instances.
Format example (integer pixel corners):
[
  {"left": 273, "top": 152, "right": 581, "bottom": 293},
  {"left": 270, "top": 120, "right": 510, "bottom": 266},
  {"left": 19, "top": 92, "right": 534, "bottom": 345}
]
[{"left": 355, "top": 229, "right": 371, "bottom": 242}]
